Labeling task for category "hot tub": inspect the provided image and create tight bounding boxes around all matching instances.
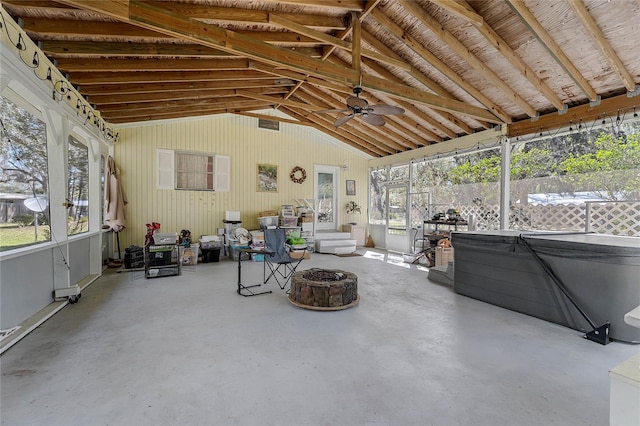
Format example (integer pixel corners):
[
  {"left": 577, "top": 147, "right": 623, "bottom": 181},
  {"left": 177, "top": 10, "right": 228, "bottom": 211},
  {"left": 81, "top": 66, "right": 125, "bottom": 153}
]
[{"left": 452, "top": 230, "right": 640, "bottom": 344}]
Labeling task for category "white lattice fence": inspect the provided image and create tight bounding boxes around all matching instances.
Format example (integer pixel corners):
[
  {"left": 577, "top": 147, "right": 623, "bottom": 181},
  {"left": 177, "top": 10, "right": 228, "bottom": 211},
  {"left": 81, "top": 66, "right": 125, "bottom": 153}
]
[
  {"left": 415, "top": 201, "right": 640, "bottom": 236},
  {"left": 458, "top": 205, "right": 500, "bottom": 230},
  {"left": 588, "top": 201, "right": 640, "bottom": 236},
  {"left": 511, "top": 204, "right": 586, "bottom": 232}
]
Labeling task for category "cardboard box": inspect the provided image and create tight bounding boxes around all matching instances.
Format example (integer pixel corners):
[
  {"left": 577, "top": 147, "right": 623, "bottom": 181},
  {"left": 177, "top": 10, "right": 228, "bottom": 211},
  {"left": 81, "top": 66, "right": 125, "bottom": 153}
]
[
  {"left": 435, "top": 247, "right": 454, "bottom": 267},
  {"left": 290, "top": 250, "right": 311, "bottom": 260}
]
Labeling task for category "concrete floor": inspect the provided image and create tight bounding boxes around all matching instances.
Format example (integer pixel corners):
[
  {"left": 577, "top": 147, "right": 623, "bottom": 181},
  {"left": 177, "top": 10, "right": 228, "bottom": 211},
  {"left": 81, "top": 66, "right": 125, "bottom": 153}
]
[{"left": 1, "top": 249, "right": 637, "bottom": 426}]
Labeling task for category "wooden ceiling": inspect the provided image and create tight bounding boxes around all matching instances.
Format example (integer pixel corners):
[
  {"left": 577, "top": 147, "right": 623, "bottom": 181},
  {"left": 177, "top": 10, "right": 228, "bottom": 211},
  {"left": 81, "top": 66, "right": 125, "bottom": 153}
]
[{"left": 2, "top": 0, "right": 640, "bottom": 157}]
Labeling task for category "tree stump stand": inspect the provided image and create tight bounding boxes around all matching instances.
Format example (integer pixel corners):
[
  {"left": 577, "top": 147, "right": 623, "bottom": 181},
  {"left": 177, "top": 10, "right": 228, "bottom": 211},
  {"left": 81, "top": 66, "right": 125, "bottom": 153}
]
[{"left": 288, "top": 268, "right": 359, "bottom": 311}]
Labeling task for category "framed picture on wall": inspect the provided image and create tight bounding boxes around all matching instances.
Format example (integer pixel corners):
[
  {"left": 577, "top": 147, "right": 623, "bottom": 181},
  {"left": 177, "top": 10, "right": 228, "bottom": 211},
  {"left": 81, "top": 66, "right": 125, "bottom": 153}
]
[
  {"left": 257, "top": 164, "right": 278, "bottom": 192},
  {"left": 346, "top": 179, "right": 356, "bottom": 196}
]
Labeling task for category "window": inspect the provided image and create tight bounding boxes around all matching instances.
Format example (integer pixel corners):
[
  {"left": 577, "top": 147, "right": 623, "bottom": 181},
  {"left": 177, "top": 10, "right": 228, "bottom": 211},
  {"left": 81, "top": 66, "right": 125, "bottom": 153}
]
[
  {"left": 176, "top": 151, "right": 214, "bottom": 190},
  {"left": 509, "top": 118, "right": 640, "bottom": 235},
  {"left": 409, "top": 148, "right": 502, "bottom": 230},
  {"left": 157, "top": 149, "right": 229, "bottom": 192},
  {"left": 368, "top": 168, "right": 387, "bottom": 225},
  {"left": 0, "top": 95, "right": 51, "bottom": 250},
  {"left": 67, "top": 136, "right": 89, "bottom": 235}
]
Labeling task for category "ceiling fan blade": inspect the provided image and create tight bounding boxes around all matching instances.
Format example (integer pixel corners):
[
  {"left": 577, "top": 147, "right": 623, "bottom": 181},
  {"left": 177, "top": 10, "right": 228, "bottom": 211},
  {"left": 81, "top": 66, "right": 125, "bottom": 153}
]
[
  {"left": 346, "top": 95, "right": 368, "bottom": 109},
  {"left": 369, "top": 104, "right": 405, "bottom": 115},
  {"left": 334, "top": 114, "right": 355, "bottom": 127},
  {"left": 313, "top": 108, "right": 350, "bottom": 114},
  {"left": 361, "top": 113, "right": 386, "bottom": 126}
]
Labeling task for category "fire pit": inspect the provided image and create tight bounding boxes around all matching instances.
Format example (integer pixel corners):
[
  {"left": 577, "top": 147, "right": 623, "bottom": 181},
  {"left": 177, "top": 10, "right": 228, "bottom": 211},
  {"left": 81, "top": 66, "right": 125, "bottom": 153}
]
[{"left": 288, "top": 268, "right": 359, "bottom": 311}]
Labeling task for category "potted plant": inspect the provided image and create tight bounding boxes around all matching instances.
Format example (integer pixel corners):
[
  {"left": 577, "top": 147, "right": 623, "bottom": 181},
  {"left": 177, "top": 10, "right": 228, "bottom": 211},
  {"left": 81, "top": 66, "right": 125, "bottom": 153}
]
[{"left": 345, "top": 201, "right": 361, "bottom": 225}]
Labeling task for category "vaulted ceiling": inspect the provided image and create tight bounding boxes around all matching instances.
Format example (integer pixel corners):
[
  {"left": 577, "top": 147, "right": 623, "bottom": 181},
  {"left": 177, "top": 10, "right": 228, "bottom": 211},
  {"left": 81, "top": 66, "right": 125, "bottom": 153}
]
[{"left": 2, "top": 0, "right": 640, "bottom": 157}]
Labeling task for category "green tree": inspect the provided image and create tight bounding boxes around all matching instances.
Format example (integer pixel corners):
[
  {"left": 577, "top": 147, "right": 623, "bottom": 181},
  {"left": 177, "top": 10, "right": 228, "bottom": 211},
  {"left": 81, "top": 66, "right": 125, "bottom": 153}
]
[
  {"left": 559, "top": 133, "right": 640, "bottom": 200},
  {"left": 0, "top": 96, "right": 49, "bottom": 196}
]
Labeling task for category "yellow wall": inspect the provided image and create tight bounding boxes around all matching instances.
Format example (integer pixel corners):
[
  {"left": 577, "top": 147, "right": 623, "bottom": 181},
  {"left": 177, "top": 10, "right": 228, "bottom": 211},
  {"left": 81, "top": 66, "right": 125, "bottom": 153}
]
[{"left": 114, "top": 114, "right": 370, "bottom": 248}]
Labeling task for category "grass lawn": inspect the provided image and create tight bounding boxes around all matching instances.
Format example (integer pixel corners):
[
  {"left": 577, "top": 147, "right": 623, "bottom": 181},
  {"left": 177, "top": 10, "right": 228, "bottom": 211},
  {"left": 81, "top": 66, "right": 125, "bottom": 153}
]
[
  {"left": 0, "top": 225, "right": 51, "bottom": 250},
  {"left": 0, "top": 221, "right": 88, "bottom": 251}
]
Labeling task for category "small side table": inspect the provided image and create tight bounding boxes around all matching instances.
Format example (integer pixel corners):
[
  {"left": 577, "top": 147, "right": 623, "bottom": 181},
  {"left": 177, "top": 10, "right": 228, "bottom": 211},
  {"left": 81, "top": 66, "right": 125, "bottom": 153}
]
[{"left": 236, "top": 248, "right": 273, "bottom": 297}]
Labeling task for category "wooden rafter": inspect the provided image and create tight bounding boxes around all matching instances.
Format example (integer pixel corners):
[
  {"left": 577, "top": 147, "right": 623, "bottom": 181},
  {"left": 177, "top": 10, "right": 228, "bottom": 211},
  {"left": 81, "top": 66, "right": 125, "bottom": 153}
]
[
  {"left": 507, "top": 93, "right": 639, "bottom": 137},
  {"left": 505, "top": 0, "right": 598, "bottom": 102},
  {"left": 429, "top": 0, "right": 484, "bottom": 26},
  {"left": 260, "top": 0, "right": 364, "bottom": 12},
  {"left": 87, "top": 87, "right": 288, "bottom": 106},
  {"left": 283, "top": 107, "right": 389, "bottom": 157},
  {"left": 454, "top": 0, "right": 566, "bottom": 112},
  {"left": 55, "top": 58, "right": 251, "bottom": 72},
  {"left": 3, "top": 0, "right": 637, "bottom": 157},
  {"left": 69, "top": 70, "right": 276, "bottom": 85},
  {"left": 280, "top": 0, "right": 381, "bottom": 108},
  {"left": 143, "top": 2, "right": 347, "bottom": 31},
  {"left": 567, "top": 0, "right": 636, "bottom": 92},
  {"left": 79, "top": 79, "right": 295, "bottom": 96},
  {"left": 398, "top": 0, "right": 537, "bottom": 118},
  {"left": 370, "top": 9, "right": 511, "bottom": 123},
  {"left": 267, "top": 13, "right": 409, "bottom": 70},
  {"left": 236, "top": 112, "right": 308, "bottom": 126},
  {"left": 56, "top": 0, "right": 500, "bottom": 123}
]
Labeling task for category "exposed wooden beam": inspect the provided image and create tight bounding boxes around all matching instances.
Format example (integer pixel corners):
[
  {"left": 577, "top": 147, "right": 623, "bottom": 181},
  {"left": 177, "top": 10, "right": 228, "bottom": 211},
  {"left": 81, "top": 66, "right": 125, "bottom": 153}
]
[
  {"left": 267, "top": 13, "right": 410, "bottom": 70},
  {"left": 280, "top": 0, "right": 381, "bottom": 108},
  {"left": 98, "top": 98, "right": 269, "bottom": 113},
  {"left": 354, "top": 54, "right": 477, "bottom": 135},
  {"left": 568, "top": 0, "right": 636, "bottom": 92},
  {"left": 40, "top": 40, "right": 319, "bottom": 59},
  {"left": 55, "top": 58, "right": 251, "bottom": 72},
  {"left": 351, "top": 12, "right": 361, "bottom": 73},
  {"left": 319, "top": 0, "right": 381, "bottom": 60},
  {"left": 235, "top": 90, "right": 329, "bottom": 111},
  {"left": 505, "top": 0, "right": 598, "bottom": 102},
  {"left": 69, "top": 70, "right": 277, "bottom": 85},
  {"left": 370, "top": 9, "right": 511, "bottom": 123},
  {"left": 59, "top": 0, "right": 499, "bottom": 123},
  {"left": 507, "top": 93, "right": 639, "bottom": 137},
  {"left": 21, "top": 18, "right": 321, "bottom": 45},
  {"left": 143, "top": 2, "right": 347, "bottom": 30},
  {"left": 283, "top": 107, "right": 389, "bottom": 157},
  {"left": 398, "top": 0, "right": 537, "bottom": 118},
  {"left": 236, "top": 112, "right": 307, "bottom": 126},
  {"left": 455, "top": 0, "right": 566, "bottom": 112},
  {"left": 80, "top": 79, "right": 294, "bottom": 95},
  {"left": 429, "top": 0, "right": 484, "bottom": 26},
  {"left": 259, "top": 0, "right": 364, "bottom": 12},
  {"left": 88, "top": 87, "right": 288, "bottom": 105},
  {"left": 105, "top": 104, "right": 268, "bottom": 123}
]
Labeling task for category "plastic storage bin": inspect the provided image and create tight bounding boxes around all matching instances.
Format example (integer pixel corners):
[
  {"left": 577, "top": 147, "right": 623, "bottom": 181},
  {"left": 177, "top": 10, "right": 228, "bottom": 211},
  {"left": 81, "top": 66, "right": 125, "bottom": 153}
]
[
  {"left": 154, "top": 233, "right": 177, "bottom": 245},
  {"left": 201, "top": 247, "right": 221, "bottom": 263},
  {"left": 179, "top": 244, "right": 199, "bottom": 266},
  {"left": 280, "top": 216, "right": 298, "bottom": 227},
  {"left": 257, "top": 216, "right": 279, "bottom": 229},
  {"left": 251, "top": 253, "right": 264, "bottom": 262}
]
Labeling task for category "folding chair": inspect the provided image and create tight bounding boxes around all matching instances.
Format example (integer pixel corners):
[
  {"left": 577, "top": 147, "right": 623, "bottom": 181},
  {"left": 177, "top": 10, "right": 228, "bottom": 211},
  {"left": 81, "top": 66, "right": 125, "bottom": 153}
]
[{"left": 263, "top": 228, "right": 308, "bottom": 290}]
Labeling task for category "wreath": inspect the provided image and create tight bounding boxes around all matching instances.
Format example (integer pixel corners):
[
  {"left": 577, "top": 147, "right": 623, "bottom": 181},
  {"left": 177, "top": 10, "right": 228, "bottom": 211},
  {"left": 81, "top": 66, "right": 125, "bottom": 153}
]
[{"left": 289, "top": 166, "right": 307, "bottom": 184}]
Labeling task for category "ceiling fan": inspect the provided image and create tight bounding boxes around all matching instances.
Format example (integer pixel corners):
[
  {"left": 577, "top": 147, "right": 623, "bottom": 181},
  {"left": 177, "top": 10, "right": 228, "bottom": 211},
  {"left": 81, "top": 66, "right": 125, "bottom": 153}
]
[{"left": 315, "top": 86, "right": 405, "bottom": 127}]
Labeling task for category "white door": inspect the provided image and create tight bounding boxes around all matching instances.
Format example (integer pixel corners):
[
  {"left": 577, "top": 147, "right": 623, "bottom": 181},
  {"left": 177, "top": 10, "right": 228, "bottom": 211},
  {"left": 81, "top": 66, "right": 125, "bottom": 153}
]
[
  {"left": 386, "top": 184, "right": 409, "bottom": 252},
  {"left": 315, "top": 165, "right": 339, "bottom": 231}
]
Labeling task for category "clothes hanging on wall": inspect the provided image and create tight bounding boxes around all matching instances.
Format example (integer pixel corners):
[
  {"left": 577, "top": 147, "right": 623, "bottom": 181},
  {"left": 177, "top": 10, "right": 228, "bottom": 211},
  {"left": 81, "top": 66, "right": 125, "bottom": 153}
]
[{"left": 105, "top": 156, "right": 128, "bottom": 232}]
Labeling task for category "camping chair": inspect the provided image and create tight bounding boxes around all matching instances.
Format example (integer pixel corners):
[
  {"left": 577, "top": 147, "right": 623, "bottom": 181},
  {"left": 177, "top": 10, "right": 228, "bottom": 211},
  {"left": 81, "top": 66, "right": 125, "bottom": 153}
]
[{"left": 263, "top": 228, "right": 308, "bottom": 290}]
